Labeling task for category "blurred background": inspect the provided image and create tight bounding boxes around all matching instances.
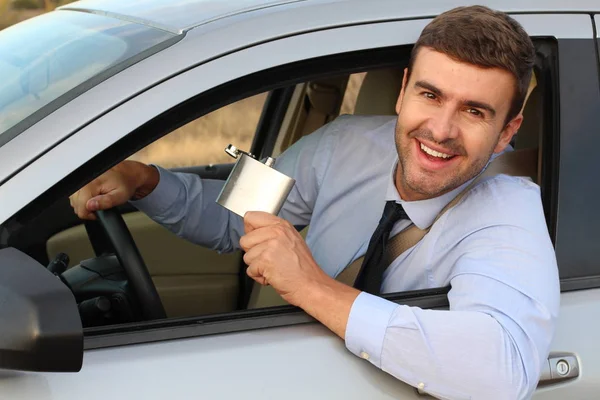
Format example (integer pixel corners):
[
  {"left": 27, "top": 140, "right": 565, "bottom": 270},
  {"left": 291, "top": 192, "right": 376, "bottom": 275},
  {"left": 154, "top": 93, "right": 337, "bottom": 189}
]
[{"left": 1, "top": 0, "right": 76, "bottom": 30}]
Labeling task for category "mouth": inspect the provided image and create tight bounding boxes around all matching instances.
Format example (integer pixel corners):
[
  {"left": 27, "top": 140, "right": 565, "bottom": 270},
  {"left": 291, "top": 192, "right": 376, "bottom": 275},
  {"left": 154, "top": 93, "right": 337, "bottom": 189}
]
[
  {"left": 419, "top": 142, "right": 455, "bottom": 159},
  {"left": 414, "top": 139, "right": 460, "bottom": 170}
]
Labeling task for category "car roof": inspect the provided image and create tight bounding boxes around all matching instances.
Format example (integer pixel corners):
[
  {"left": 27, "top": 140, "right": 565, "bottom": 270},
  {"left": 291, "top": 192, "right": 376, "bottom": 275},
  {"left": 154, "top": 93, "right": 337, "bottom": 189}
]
[
  {"left": 60, "top": 0, "right": 308, "bottom": 34},
  {"left": 61, "top": 0, "right": 600, "bottom": 35}
]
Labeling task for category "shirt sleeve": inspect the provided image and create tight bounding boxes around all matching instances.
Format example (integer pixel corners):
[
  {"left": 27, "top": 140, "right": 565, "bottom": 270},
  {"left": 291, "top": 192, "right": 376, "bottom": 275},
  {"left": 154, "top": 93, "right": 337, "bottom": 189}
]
[
  {"left": 345, "top": 212, "right": 560, "bottom": 399},
  {"left": 130, "top": 166, "right": 245, "bottom": 252},
  {"left": 129, "top": 118, "right": 337, "bottom": 251}
]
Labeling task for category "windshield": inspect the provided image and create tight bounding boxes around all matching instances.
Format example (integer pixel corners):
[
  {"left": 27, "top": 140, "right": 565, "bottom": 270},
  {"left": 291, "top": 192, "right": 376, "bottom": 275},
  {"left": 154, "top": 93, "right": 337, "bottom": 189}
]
[{"left": 0, "top": 10, "right": 178, "bottom": 147}]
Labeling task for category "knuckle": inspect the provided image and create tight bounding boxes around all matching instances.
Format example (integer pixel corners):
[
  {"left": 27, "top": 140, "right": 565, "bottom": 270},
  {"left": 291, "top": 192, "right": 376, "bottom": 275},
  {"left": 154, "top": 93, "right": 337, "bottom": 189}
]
[{"left": 273, "top": 225, "right": 287, "bottom": 237}]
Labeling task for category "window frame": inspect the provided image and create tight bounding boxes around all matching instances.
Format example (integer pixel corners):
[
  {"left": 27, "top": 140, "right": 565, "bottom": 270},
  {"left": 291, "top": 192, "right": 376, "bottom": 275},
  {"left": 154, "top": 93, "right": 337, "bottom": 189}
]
[{"left": 551, "top": 35, "right": 600, "bottom": 284}]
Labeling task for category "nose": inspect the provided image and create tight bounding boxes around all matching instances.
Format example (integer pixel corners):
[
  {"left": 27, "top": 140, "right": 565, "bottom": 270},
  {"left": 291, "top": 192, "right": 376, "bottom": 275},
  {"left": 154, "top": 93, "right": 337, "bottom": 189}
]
[{"left": 427, "top": 107, "right": 459, "bottom": 143}]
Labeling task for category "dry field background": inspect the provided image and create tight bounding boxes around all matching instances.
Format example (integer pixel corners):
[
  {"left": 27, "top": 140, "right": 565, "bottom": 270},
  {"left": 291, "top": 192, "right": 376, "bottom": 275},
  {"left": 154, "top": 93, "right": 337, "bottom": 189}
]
[
  {"left": 129, "top": 93, "right": 269, "bottom": 168},
  {"left": 2, "top": 2, "right": 365, "bottom": 168}
]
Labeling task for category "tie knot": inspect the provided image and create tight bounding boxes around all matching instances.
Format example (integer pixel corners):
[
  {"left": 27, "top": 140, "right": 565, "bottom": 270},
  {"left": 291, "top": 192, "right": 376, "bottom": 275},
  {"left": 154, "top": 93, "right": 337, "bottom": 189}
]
[{"left": 380, "top": 201, "right": 409, "bottom": 228}]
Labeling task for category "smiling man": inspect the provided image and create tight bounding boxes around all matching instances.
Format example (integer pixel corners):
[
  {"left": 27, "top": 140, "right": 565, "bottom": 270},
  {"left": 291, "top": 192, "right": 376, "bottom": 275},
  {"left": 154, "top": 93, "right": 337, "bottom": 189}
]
[
  {"left": 71, "top": 5, "right": 559, "bottom": 399},
  {"left": 237, "top": 7, "right": 558, "bottom": 399}
]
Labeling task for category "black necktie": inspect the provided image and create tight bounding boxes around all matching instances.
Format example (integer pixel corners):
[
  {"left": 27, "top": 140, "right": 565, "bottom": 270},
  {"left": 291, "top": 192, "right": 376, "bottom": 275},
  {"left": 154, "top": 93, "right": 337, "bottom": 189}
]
[{"left": 355, "top": 201, "right": 409, "bottom": 294}]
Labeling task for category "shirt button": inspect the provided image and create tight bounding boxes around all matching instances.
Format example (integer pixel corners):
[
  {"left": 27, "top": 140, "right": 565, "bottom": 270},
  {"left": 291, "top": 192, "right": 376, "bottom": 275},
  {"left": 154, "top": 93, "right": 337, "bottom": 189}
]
[
  {"left": 418, "top": 382, "right": 425, "bottom": 390},
  {"left": 359, "top": 351, "right": 370, "bottom": 360}
]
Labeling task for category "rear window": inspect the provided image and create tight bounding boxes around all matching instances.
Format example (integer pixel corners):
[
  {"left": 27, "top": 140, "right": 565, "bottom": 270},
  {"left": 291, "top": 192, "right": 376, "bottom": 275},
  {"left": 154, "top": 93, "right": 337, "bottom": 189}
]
[{"left": 0, "top": 10, "right": 179, "bottom": 148}]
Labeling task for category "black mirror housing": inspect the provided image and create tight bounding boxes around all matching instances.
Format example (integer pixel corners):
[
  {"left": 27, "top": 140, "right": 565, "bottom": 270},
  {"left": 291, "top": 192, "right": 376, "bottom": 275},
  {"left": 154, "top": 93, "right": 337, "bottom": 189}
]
[{"left": 0, "top": 248, "right": 83, "bottom": 372}]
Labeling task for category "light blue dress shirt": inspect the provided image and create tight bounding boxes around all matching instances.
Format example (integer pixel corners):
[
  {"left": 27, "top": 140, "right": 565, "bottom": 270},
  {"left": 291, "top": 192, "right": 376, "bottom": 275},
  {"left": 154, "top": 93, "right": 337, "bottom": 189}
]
[{"left": 133, "top": 115, "right": 560, "bottom": 399}]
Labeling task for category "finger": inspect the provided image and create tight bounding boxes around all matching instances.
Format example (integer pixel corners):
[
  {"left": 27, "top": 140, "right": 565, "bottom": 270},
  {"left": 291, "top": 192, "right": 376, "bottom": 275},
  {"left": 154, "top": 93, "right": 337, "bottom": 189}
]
[
  {"left": 246, "top": 262, "right": 268, "bottom": 286},
  {"left": 74, "top": 191, "right": 89, "bottom": 219},
  {"left": 73, "top": 185, "right": 95, "bottom": 217},
  {"left": 242, "top": 240, "right": 272, "bottom": 266},
  {"left": 72, "top": 191, "right": 81, "bottom": 216},
  {"left": 239, "top": 226, "right": 280, "bottom": 252},
  {"left": 86, "top": 192, "right": 119, "bottom": 212},
  {"left": 244, "top": 211, "right": 285, "bottom": 233},
  {"left": 76, "top": 198, "right": 97, "bottom": 220},
  {"left": 246, "top": 271, "right": 267, "bottom": 286}
]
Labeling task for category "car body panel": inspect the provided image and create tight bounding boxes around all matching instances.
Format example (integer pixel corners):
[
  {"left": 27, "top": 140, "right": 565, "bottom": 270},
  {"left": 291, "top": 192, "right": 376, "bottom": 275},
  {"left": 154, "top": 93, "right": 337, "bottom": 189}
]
[
  {"left": 62, "top": 0, "right": 600, "bottom": 33},
  {"left": 533, "top": 290, "right": 600, "bottom": 398},
  {"left": 1, "top": 289, "right": 597, "bottom": 399},
  {"left": 61, "top": 0, "right": 307, "bottom": 34}
]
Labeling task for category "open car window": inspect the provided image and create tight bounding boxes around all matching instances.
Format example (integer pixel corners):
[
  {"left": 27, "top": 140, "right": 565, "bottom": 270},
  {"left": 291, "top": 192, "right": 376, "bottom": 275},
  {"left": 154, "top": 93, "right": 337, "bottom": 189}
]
[{"left": 0, "top": 36, "right": 559, "bottom": 331}]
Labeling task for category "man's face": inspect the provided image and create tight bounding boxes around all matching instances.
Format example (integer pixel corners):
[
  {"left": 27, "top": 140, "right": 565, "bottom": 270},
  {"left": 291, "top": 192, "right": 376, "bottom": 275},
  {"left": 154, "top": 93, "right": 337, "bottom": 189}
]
[{"left": 394, "top": 47, "right": 523, "bottom": 201}]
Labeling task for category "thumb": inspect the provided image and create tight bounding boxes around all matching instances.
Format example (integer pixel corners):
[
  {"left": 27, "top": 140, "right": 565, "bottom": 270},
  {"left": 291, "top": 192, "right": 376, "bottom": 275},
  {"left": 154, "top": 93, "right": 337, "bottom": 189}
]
[
  {"left": 244, "top": 213, "right": 256, "bottom": 234},
  {"left": 86, "top": 193, "right": 119, "bottom": 212},
  {"left": 244, "top": 211, "right": 280, "bottom": 234}
]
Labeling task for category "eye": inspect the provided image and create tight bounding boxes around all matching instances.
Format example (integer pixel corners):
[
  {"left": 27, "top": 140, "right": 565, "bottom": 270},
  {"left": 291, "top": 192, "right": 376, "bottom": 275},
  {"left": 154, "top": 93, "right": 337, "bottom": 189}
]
[
  {"left": 423, "top": 92, "right": 436, "bottom": 100},
  {"left": 467, "top": 108, "right": 483, "bottom": 117}
]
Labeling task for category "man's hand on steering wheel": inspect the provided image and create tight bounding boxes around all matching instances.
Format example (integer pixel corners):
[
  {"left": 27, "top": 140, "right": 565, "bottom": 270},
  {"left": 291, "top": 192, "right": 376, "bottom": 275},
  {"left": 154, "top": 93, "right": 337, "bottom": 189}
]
[
  {"left": 68, "top": 161, "right": 166, "bottom": 321},
  {"left": 69, "top": 160, "right": 159, "bottom": 220}
]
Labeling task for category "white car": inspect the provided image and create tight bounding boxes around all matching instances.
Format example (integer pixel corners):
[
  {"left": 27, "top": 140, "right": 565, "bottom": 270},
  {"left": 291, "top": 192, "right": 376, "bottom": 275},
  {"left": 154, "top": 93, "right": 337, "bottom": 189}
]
[{"left": 0, "top": 0, "right": 598, "bottom": 398}]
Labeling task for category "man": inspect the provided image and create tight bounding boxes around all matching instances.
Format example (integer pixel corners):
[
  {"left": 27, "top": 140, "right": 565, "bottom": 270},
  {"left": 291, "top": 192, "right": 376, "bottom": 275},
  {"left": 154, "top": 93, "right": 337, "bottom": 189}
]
[{"left": 70, "top": 6, "right": 559, "bottom": 399}]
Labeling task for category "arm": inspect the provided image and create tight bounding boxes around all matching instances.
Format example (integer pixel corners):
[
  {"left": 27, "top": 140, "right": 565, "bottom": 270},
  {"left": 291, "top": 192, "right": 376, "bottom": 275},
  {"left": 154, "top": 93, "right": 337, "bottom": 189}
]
[
  {"left": 342, "top": 222, "right": 559, "bottom": 399},
  {"left": 241, "top": 212, "right": 559, "bottom": 400},
  {"left": 132, "top": 120, "right": 331, "bottom": 251},
  {"left": 132, "top": 168, "right": 245, "bottom": 252}
]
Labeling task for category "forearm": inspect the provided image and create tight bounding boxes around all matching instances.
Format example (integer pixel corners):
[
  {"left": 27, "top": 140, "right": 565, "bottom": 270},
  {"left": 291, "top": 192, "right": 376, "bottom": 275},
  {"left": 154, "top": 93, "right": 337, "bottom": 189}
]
[
  {"left": 298, "top": 276, "right": 361, "bottom": 339},
  {"left": 132, "top": 167, "right": 244, "bottom": 252},
  {"left": 345, "top": 294, "right": 531, "bottom": 399}
]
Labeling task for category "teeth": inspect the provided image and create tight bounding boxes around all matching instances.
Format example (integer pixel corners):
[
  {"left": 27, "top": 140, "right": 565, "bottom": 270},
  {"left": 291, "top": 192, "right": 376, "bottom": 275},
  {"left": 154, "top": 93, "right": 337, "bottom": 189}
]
[{"left": 420, "top": 143, "right": 452, "bottom": 159}]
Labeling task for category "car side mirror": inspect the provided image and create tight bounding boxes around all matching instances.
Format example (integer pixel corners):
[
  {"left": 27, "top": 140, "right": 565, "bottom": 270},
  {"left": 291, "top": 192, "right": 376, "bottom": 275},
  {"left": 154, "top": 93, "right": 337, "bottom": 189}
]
[{"left": 0, "top": 247, "right": 83, "bottom": 372}]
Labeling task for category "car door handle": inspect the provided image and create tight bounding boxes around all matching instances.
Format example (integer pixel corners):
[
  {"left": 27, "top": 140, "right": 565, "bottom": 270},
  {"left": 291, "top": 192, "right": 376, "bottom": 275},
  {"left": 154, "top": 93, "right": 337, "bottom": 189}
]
[
  {"left": 415, "top": 352, "right": 579, "bottom": 397},
  {"left": 538, "top": 352, "right": 580, "bottom": 385}
]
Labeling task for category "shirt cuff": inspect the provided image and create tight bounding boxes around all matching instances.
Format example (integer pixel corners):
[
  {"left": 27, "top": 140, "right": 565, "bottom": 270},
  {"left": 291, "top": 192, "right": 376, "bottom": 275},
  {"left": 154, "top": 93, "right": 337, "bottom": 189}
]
[
  {"left": 130, "top": 165, "right": 184, "bottom": 217},
  {"left": 345, "top": 292, "right": 398, "bottom": 368}
]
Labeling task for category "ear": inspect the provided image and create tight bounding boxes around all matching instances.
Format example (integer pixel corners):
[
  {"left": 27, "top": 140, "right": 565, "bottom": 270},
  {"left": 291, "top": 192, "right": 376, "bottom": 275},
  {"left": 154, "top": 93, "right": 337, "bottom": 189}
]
[
  {"left": 395, "top": 68, "right": 409, "bottom": 115},
  {"left": 493, "top": 114, "right": 523, "bottom": 154}
]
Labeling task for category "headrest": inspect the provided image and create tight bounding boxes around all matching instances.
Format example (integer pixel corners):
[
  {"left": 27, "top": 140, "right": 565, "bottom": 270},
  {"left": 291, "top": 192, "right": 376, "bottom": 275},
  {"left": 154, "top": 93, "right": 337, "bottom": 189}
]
[
  {"left": 352, "top": 68, "right": 538, "bottom": 117},
  {"left": 353, "top": 68, "right": 403, "bottom": 116}
]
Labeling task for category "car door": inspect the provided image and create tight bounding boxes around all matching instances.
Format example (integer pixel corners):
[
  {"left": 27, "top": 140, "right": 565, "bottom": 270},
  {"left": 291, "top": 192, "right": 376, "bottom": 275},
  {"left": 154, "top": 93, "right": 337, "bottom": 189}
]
[{"left": 1, "top": 11, "right": 599, "bottom": 400}]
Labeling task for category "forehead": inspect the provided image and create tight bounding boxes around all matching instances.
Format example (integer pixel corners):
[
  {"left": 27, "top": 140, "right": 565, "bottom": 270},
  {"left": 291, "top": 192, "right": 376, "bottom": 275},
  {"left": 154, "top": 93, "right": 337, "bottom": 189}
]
[{"left": 410, "top": 47, "right": 516, "bottom": 110}]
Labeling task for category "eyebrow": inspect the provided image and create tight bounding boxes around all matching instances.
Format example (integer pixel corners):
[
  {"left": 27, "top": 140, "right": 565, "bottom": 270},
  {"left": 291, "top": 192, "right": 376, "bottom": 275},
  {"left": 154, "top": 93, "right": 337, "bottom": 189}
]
[{"left": 414, "top": 80, "right": 497, "bottom": 118}]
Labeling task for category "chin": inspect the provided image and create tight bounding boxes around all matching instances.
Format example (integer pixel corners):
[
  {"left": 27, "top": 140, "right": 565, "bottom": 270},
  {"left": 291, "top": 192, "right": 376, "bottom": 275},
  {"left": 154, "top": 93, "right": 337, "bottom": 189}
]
[{"left": 405, "top": 177, "right": 443, "bottom": 198}]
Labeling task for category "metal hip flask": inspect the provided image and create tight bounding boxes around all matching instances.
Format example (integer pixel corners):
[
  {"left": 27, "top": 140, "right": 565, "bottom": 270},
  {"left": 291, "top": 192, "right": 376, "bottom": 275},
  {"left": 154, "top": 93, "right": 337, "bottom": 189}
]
[{"left": 216, "top": 144, "right": 296, "bottom": 217}]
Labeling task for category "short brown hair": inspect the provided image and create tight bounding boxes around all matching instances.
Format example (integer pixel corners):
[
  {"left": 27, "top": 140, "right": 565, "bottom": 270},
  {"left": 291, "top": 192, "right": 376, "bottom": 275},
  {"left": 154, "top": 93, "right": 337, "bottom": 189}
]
[{"left": 407, "top": 5, "right": 535, "bottom": 125}]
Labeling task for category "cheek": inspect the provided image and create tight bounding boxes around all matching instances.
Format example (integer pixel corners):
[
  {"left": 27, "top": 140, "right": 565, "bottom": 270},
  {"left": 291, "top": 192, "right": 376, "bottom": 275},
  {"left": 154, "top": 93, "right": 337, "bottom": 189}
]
[
  {"left": 397, "top": 101, "right": 426, "bottom": 135},
  {"left": 461, "top": 129, "right": 497, "bottom": 158}
]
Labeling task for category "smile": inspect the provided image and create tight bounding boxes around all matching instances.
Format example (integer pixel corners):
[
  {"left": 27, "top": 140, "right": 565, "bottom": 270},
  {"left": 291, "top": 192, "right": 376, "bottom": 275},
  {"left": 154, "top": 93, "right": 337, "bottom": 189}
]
[{"left": 419, "top": 143, "right": 454, "bottom": 159}]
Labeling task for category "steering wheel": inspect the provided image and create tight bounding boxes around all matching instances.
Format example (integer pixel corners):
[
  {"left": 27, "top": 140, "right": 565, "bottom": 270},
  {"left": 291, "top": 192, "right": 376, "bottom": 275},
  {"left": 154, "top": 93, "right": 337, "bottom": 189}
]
[{"left": 95, "top": 208, "right": 166, "bottom": 320}]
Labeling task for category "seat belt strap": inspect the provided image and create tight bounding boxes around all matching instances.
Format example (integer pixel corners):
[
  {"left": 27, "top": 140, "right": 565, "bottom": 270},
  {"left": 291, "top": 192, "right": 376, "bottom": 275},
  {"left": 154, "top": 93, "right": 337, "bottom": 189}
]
[{"left": 335, "top": 147, "right": 537, "bottom": 287}]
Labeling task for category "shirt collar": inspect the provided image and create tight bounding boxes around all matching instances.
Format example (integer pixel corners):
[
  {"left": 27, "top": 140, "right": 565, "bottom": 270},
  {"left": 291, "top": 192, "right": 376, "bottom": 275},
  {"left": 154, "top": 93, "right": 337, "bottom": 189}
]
[{"left": 385, "top": 146, "right": 511, "bottom": 229}]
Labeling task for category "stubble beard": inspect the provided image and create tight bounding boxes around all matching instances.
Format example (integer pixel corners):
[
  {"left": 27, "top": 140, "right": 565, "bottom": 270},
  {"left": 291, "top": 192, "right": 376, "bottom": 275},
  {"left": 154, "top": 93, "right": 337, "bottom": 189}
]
[{"left": 394, "top": 124, "right": 495, "bottom": 199}]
